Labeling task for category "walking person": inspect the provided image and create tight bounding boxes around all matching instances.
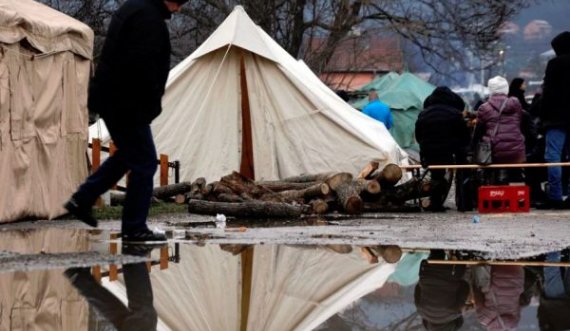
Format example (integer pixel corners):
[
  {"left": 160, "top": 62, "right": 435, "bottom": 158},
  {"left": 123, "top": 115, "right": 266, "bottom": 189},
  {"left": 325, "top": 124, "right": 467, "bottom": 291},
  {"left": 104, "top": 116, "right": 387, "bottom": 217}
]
[
  {"left": 473, "top": 76, "right": 526, "bottom": 185},
  {"left": 64, "top": 0, "right": 189, "bottom": 241},
  {"left": 539, "top": 31, "right": 570, "bottom": 209}
]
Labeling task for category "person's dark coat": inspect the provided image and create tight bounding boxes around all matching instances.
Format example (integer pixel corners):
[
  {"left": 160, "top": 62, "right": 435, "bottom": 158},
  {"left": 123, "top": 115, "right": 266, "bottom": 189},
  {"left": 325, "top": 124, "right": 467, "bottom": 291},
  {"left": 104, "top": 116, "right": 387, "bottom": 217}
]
[
  {"left": 509, "top": 78, "right": 530, "bottom": 112},
  {"left": 415, "top": 261, "right": 469, "bottom": 331},
  {"left": 540, "top": 31, "right": 570, "bottom": 129},
  {"left": 416, "top": 87, "right": 471, "bottom": 165},
  {"left": 88, "top": 0, "right": 172, "bottom": 125},
  {"left": 476, "top": 95, "right": 526, "bottom": 164}
]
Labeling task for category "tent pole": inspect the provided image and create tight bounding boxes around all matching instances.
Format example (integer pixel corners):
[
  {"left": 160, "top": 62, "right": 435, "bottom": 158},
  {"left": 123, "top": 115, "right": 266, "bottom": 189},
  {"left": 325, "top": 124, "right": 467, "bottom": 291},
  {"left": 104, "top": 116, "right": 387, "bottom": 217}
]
[
  {"left": 239, "top": 52, "right": 255, "bottom": 180},
  {"left": 240, "top": 247, "right": 254, "bottom": 331}
]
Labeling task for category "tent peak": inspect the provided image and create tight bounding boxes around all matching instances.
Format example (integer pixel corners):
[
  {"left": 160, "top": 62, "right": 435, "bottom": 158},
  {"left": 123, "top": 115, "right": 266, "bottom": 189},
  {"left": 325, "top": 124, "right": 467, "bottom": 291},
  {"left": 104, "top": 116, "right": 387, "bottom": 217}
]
[{"left": 189, "top": 4, "right": 279, "bottom": 62}]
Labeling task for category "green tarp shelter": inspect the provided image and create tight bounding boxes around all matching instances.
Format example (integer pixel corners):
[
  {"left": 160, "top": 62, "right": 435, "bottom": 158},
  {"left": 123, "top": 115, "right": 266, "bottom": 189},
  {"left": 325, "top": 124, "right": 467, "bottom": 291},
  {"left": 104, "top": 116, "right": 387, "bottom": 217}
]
[{"left": 353, "top": 73, "right": 435, "bottom": 151}]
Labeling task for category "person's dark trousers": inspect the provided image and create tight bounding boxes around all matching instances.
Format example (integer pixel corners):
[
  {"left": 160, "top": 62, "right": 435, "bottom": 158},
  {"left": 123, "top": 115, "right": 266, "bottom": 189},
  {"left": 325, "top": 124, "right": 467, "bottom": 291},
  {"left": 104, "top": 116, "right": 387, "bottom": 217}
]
[
  {"left": 72, "top": 119, "right": 158, "bottom": 235},
  {"left": 545, "top": 128, "right": 570, "bottom": 201},
  {"left": 423, "top": 154, "right": 455, "bottom": 210},
  {"left": 66, "top": 263, "right": 158, "bottom": 331}
]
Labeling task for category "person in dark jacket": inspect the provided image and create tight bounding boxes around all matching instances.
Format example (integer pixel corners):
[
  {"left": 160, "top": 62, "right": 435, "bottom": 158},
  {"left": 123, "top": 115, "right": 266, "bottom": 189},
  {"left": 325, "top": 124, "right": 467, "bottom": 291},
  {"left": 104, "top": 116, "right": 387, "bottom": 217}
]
[
  {"left": 415, "top": 250, "right": 469, "bottom": 331},
  {"left": 416, "top": 87, "right": 470, "bottom": 211},
  {"left": 64, "top": 0, "right": 189, "bottom": 241},
  {"left": 509, "top": 78, "right": 530, "bottom": 112},
  {"left": 474, "top": 76, "right": 526, "bottom": 184},
  {"left": 540, "top": 31, "right": 570, "bottom": 209}
]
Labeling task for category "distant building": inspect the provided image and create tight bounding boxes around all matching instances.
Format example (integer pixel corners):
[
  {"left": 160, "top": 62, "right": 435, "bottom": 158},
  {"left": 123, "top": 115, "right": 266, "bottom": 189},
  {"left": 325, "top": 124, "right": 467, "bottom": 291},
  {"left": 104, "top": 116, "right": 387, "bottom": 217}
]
[{"left": 304, "top": 35, "right": 405, "bottom": 91}]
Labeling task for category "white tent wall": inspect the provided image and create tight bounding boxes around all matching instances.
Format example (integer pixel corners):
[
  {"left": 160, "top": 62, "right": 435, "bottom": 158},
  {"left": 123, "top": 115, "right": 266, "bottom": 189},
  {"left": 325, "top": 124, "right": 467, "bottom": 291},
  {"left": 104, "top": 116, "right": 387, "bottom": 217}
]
[
  {"left": 148, "top": 244, "right": 396, "bottom": 331},
  {"left": 0, "top": 0, "right": 93, "bottom": 222}
]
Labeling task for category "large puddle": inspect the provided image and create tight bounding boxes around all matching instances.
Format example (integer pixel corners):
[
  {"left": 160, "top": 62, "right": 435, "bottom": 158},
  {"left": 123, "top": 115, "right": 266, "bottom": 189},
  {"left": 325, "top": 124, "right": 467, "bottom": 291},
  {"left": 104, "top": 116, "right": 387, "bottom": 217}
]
[{"left": 0, "top": 227, "right": 568, "bottom": 330}]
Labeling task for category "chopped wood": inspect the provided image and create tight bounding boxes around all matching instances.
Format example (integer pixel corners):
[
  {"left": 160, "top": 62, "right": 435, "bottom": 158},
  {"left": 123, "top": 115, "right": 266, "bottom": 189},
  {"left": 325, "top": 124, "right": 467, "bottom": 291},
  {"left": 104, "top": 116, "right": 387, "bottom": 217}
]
[
  {"left": 420, "top": 198, "right": 432, "bottom": 210},
  {"left": 216, "top": 193, "right": 245, "bottom": 203},
  {"left": 280, "top": 172, "right": 336, "bottom": 183},
  {"left": 369, "top": 245, "right": 403, "bottom": 264},
  {"left": 153, "top": 182, "right": 193, "bottom": 200},
  {"left": 255, "top": 181, "right": 318, "bottom": 192},
  {"left": 360, "top": 247, "right": 379, "bottom": 264},
  {"left": 335, "top": 181, "right": 363, "bottom": 214},
  {"left": 212, "top": 182, "right": 234, "bottom": 196},
  {"left": 221, "top": 171, "right": 276, "bottom": 198},
  {"left": 271, "top": 183, "right": 331, "bottom": 202},
  {"left": 188, "top": 200, "right": 309, "bottom": 218},
  {"left": 354, "top": 179, "right": 381, "bottom": 195},
  {"left": 309, "top": 199, "right": 329, "bottom": 214},
  {"left": 357, "top": 161, "right": 380, "bottom": 180},
  {"left": 112, "top": 182, "right": 193, "bottom": 205},
  {"left": 374, "top": 177, "right": 431, "bottom": 205},
  {"left": 376, "top": 163, "right": 403, "bottom": 187},
  {"left": 325, "top": 172, "right": 353, "bottom": 190},
  {"left": 174, "top": 194, "right": 186, "bottom": 204}
]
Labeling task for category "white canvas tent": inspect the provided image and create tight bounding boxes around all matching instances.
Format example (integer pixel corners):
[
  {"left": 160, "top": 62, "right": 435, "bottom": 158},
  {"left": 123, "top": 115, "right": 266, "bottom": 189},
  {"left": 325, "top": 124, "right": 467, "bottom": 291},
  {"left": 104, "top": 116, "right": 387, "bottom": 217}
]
[
  {"left": 0, "top": 0, "right": 93, "bottom": 222},
  {"left": 150, "top": 6, "right": 406, "bottom": 182},
  {"left": 117, "top": 244, "right": 396, "bottom": 331}
]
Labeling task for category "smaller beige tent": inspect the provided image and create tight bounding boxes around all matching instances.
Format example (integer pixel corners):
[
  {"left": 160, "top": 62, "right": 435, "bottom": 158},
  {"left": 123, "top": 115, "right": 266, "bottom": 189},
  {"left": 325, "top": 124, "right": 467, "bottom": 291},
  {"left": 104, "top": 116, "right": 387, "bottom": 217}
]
[
  {"left": 151, "top": 6, "right": 407, "bottom": 182},
  {"left": 0, "top": 0, "right": 93, "bottom": 222},
  {"left": 0, "top": 228, "right": 90, "bottom": 330}
]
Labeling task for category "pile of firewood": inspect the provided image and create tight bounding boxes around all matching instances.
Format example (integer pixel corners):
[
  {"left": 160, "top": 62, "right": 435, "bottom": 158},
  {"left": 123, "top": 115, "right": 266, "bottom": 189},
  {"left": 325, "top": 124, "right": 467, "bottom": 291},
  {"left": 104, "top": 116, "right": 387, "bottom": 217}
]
[{"left": 111, "top": 161, "right": 432, "bottom": 218}]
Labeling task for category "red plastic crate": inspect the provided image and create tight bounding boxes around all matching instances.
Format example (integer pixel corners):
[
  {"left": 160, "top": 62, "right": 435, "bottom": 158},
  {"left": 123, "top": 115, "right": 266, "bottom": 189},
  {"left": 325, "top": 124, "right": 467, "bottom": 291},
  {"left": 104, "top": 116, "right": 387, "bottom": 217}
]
[{"left": 478, "top": 185, "right": 530, "bottom": 213}]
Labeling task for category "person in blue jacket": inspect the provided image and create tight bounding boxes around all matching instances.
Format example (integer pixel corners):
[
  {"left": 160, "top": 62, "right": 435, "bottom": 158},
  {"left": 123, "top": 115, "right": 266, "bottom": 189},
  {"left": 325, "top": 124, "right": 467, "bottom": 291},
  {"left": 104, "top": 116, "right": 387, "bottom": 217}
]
[{"left": 362, "top": 91, "right": 393, "bottom": 129}]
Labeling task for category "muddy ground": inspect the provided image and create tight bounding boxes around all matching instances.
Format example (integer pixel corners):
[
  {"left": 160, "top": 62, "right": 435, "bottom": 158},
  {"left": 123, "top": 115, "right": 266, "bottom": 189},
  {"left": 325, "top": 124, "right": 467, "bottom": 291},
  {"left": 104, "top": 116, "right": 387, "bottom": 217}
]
[{"left": 3, "top": 209, "right": 570, "bottom": 261}]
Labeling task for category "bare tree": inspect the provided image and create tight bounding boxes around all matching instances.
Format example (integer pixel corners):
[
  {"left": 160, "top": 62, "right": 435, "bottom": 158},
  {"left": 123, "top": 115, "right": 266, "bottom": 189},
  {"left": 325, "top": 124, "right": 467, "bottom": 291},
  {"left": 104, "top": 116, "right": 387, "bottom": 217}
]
[{"left": 40, "top": 0, "right": 534, "bottom": 80}]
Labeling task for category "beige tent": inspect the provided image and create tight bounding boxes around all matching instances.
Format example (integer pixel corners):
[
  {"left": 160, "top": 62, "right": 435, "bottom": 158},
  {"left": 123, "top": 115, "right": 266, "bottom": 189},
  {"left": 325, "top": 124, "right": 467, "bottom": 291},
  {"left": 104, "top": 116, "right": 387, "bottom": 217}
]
[
  {"left": 150, "top": 6, "right": 407, "bottom": 182},
  {"left": 133, "top": 244, "right": 396, "bottom": 331},
  {"left": 0, "top": 0, "right": 93, "bottom": 222},
  {"left": 0, "top": 228, "right": 90, "bottom": 330}
]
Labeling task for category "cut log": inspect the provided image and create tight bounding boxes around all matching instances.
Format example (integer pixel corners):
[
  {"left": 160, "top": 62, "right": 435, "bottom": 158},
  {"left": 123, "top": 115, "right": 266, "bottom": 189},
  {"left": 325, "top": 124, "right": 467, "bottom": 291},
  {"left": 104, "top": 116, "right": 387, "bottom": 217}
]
[
  {"left": 255, "top": 181, "right": 318, "bottom": 192},
  {"left": 357, "top": 161, "right": 380, "bottom": 180},
  {"left": 370, "top": 245, "right": 403, "bottom": 264},
  {"left": 111, "top": 182, "right": 193, "bottom": 205},
  {"left": 175, "top": 194, "right": 186, "bottom": 204},
  {"left": 153, "top": 182, "right": 193, "bottom": 200},
  {"left": 360, "top": 247, "right": 379, "bottom": 264},
  {"left": 309, "top": 199, "right": 329, "bottom": 214},
  {"left": 280, "top": 172, "right": 336, "bottom": 183},
  {"left": 354, "top": 179, "right": 381, "bottom": 195},
  {"left": 375, "top": 178, "right": 431, "bottom": 205},
  {"left": 221, "top": 171, "right": 275, "bottom": 198},
  {"left": 188, "top": 200, "right": 309, "bottom": 218},
  {"left": 325, "top": 172, "right": 353, "bottom": 190},
  {"left": 420, "top": 198, "right": 432, "bottom": 210},
  {"left": 216, "top": 193, "right": 245, "bottom": 203},
  {"left": 335, "top": 181, "right": 363, "bottom": 214},
  {"left": 272, "top": 183, "right": 331, "bottom": 202},
  {"left": 212, "top": 182, "right": 234, "bottom": 196},
  {"left": 376, "top": 163, "right": 403, "bottom": 187}
]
